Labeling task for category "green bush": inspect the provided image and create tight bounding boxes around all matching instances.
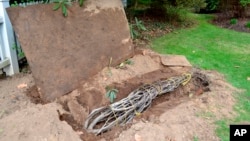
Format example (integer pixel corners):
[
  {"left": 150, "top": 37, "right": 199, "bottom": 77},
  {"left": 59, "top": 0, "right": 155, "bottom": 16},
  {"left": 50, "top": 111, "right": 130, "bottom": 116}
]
[
  {"left": 230, "top": 18, "right": 238, "bottom": 25},
  {"left": 129, "top": 17, "right": 147, "bottom": 39},
  {"left": 126, "top": 0, "right": 206, "bottom": 21},
  {"left": 205, "top": 0, "right": 219, "bottom": 11},
  {"left": 164, "top": 5, "right": 186, "bottom": 22},
  {"left": 246, "top": 21, "right": 250, "bottom": 28},
  {"left": 240, "top": 0, "right": 250, "bottom": 7},
  {"left": 150, "top": 0, "right": 206, "bottom": 22}
]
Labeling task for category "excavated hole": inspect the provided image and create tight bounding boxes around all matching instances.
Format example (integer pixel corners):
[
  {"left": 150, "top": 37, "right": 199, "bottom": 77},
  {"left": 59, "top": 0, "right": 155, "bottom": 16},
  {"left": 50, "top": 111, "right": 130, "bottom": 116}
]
[{"left": 26, "top": 69, "right": 210, "bottom": 141}]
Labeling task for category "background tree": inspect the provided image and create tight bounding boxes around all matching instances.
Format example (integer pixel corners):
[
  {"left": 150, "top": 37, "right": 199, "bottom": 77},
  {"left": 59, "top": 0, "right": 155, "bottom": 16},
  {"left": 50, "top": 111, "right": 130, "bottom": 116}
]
[{"left": 126, "top": 0, "right": 207, "bottom": 22}]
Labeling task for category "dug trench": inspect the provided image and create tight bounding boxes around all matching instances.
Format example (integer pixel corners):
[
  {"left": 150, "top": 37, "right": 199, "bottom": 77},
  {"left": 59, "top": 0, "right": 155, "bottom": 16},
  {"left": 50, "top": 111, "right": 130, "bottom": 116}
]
[{"left": 25, "top": 53, "right": 210, "bottom": 141}]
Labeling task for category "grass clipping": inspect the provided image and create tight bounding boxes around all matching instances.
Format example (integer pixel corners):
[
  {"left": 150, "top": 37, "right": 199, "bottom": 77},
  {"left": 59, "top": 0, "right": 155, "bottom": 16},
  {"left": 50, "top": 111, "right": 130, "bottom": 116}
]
[{"left": 84, "top": 73, "right": 192, "bottom": 135}]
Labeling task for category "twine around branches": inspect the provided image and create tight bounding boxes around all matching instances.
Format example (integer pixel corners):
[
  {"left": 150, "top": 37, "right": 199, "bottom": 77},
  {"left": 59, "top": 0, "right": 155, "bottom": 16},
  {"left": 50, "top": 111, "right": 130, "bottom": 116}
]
[{"left": 84, "top": 73, "right": 192, "bottom": 135}]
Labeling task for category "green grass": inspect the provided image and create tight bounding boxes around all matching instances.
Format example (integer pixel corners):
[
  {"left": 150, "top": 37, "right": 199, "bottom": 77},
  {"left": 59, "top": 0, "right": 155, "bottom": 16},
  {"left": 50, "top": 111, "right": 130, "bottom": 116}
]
[{"left": 152, "top": 14, "right": 250, "bottom": 141}]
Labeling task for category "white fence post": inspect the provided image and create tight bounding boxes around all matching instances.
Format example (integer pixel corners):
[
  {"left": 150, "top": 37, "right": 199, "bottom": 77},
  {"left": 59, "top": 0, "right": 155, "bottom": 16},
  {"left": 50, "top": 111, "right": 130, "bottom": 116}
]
[
  {"left": 0, "top": 0, "right": 19, "bottom": 76},
  {"left": 121, "top": 0, "right": 127, "bottom": 7}
]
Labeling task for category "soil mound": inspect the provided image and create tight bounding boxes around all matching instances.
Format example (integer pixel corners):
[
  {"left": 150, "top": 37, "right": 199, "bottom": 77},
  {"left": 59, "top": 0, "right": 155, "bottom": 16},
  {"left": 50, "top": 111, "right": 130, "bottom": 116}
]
[{"left": 0, "top": 50, "right": 237, "bottom": 141}]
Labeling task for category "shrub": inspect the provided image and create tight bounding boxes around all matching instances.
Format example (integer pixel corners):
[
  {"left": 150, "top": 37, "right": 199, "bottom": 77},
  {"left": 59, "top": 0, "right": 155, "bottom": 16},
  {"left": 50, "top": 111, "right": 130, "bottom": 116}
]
[
  {"left": 129, "top": 17, "right": 147, "bottom": 39},
  {"left": 164, "top": 5, "right": 187, "bottom": 23},
  {"left": 205, "top": 0, "right": 219, "bottom": 11},
  {"left": 246, "top": 21, "right": 250, "bottom": 28},
  {"left": 230, "top": 18, "right": 238, "bottom": 25},
  {"left": 126, "top": 0, "right": 206, "bottom": 21},
  {"left": 240, "top": 0, "right": 250, "bottom": 7}
]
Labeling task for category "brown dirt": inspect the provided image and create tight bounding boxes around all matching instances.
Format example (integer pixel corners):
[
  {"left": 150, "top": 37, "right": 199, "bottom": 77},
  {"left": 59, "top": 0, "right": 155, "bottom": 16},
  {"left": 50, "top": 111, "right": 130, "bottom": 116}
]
[
  {"left": 128, "top": 14, "right": 196, "bottom": 49},
  {"left": 0, "top": 103, "right": 82, "bottom": 141},
  {"left": 0, "top": 73, "right": 35, "bottom": 119},
  {"left": 0, "top": 50, "right": 238, "bottom": 141},
  {"left": 213, "top": 13, "right": 250, "bottom": 33},
  {"left": 131, "top": 18, "right": 174, "bottom": 49}
]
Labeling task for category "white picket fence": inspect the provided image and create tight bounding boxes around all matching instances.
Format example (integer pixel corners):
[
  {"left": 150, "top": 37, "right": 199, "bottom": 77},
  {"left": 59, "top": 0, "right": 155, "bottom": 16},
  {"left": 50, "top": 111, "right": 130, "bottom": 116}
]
[
  {"left": 122, "top": 0, "right": 127, "bottom": 7},
  {"left": 0, "top": 0, "right": 19, "bottom": 76},
  {"left": 14, "top": 0, "right": 44, "bottom": 7}
]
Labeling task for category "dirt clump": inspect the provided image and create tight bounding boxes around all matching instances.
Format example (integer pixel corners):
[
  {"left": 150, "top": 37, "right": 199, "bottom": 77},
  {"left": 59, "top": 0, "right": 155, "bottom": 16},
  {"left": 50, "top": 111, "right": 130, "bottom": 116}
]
[{"left": 0, "top": 103, "right": 82, "bottom": 141}]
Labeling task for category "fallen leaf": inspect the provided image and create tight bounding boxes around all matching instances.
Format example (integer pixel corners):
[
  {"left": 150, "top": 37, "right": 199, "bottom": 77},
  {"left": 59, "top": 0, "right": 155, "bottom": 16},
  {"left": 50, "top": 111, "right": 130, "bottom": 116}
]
[
  {"left": 135, "top": 134, "right": 142, "bottom": 141},
  {"left": 247, "top": 77, "right": 250, "bottom": 81},
  {"left": 0, "top": 110, "right": 5, "bottom": 118},
  {"left": 76, "top": 131, "right": 83, "bottom": 135},
  {"left": 189, "top": 93, "right": 194, "bottom": 98},
  {"left": 17, "top": 83, "right": 28, "bottom": 89},
  {"left": 0, "top": 128, "right": 3, "bottom": 134},
  {"left": 48, "top": 134, "right": 58, "bottom": 141}
]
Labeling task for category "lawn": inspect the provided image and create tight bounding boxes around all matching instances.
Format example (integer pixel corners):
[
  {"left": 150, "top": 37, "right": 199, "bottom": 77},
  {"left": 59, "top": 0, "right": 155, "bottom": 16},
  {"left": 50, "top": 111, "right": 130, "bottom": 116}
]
[{"left": 152, "top": 14, "right": 250, "bottom": 141}]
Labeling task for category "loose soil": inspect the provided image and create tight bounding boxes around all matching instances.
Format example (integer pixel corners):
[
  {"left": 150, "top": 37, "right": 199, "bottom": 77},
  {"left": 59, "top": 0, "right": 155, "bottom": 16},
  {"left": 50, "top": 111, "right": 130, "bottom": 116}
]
[
  {"left": 213, "top": 13, "right": 250, "bottom": 33},
  {"left": 0, "top": 50, "right": 238, "bottom": 141}
]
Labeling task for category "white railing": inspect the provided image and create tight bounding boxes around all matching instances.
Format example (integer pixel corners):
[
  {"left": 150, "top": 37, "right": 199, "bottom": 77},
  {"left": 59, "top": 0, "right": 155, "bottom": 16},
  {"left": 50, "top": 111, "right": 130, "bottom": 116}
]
[
  {"left": 15, "top": 0, "right": 127, "bottom": 7},
  {"left": 14, "top": 0, "right": 44, "bottom": 7},
  {"left": 0, "top": 0, "right": 19, "bottom": 76},
  {"left": 122, "top": 0, "right": 127, "bottom": 7}
]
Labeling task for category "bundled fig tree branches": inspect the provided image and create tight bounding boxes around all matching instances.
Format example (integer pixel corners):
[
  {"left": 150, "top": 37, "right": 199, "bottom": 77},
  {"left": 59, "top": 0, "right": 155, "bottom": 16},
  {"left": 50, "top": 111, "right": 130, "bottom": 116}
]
[{"left": 84, "top": 73, "right": 192, "bottom": 135}]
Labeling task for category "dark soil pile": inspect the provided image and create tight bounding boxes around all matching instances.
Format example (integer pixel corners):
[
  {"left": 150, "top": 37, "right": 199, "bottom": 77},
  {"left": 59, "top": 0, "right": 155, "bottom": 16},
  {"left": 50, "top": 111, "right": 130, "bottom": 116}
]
[{"left": 213, "top": 13, "right": 250, "bottom": 33}]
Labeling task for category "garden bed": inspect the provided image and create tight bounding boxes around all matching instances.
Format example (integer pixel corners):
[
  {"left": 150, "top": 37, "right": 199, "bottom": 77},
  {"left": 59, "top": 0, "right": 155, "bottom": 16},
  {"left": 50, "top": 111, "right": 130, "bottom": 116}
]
[{"left": 213, "top": 13, "right": 250, "bottom": 33}]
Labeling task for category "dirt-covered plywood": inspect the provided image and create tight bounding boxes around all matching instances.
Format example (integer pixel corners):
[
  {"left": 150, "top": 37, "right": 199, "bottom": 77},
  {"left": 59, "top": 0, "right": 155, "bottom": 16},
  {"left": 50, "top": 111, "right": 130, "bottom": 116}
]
[{"left": 7, "top": 0, "right": 133, "bottom": 102}]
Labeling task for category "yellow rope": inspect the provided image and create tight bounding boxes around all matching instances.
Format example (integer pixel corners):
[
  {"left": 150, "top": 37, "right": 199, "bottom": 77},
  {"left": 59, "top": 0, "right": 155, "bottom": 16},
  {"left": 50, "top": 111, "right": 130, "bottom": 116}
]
[
  {"left": 168, "top": 77, "right": 177, "bottom": 87},
  {"left": 110, "top": 106, "right": 119, "bottom": 125},
  {"left": 181, "top": 73, "right": 192, "bottom": 86},
  {"left": 151, "top": 81, "right": 162, "bottom": 94},
  {"left": 129, "top": 99, "right": 140, "bottom": 116}
]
